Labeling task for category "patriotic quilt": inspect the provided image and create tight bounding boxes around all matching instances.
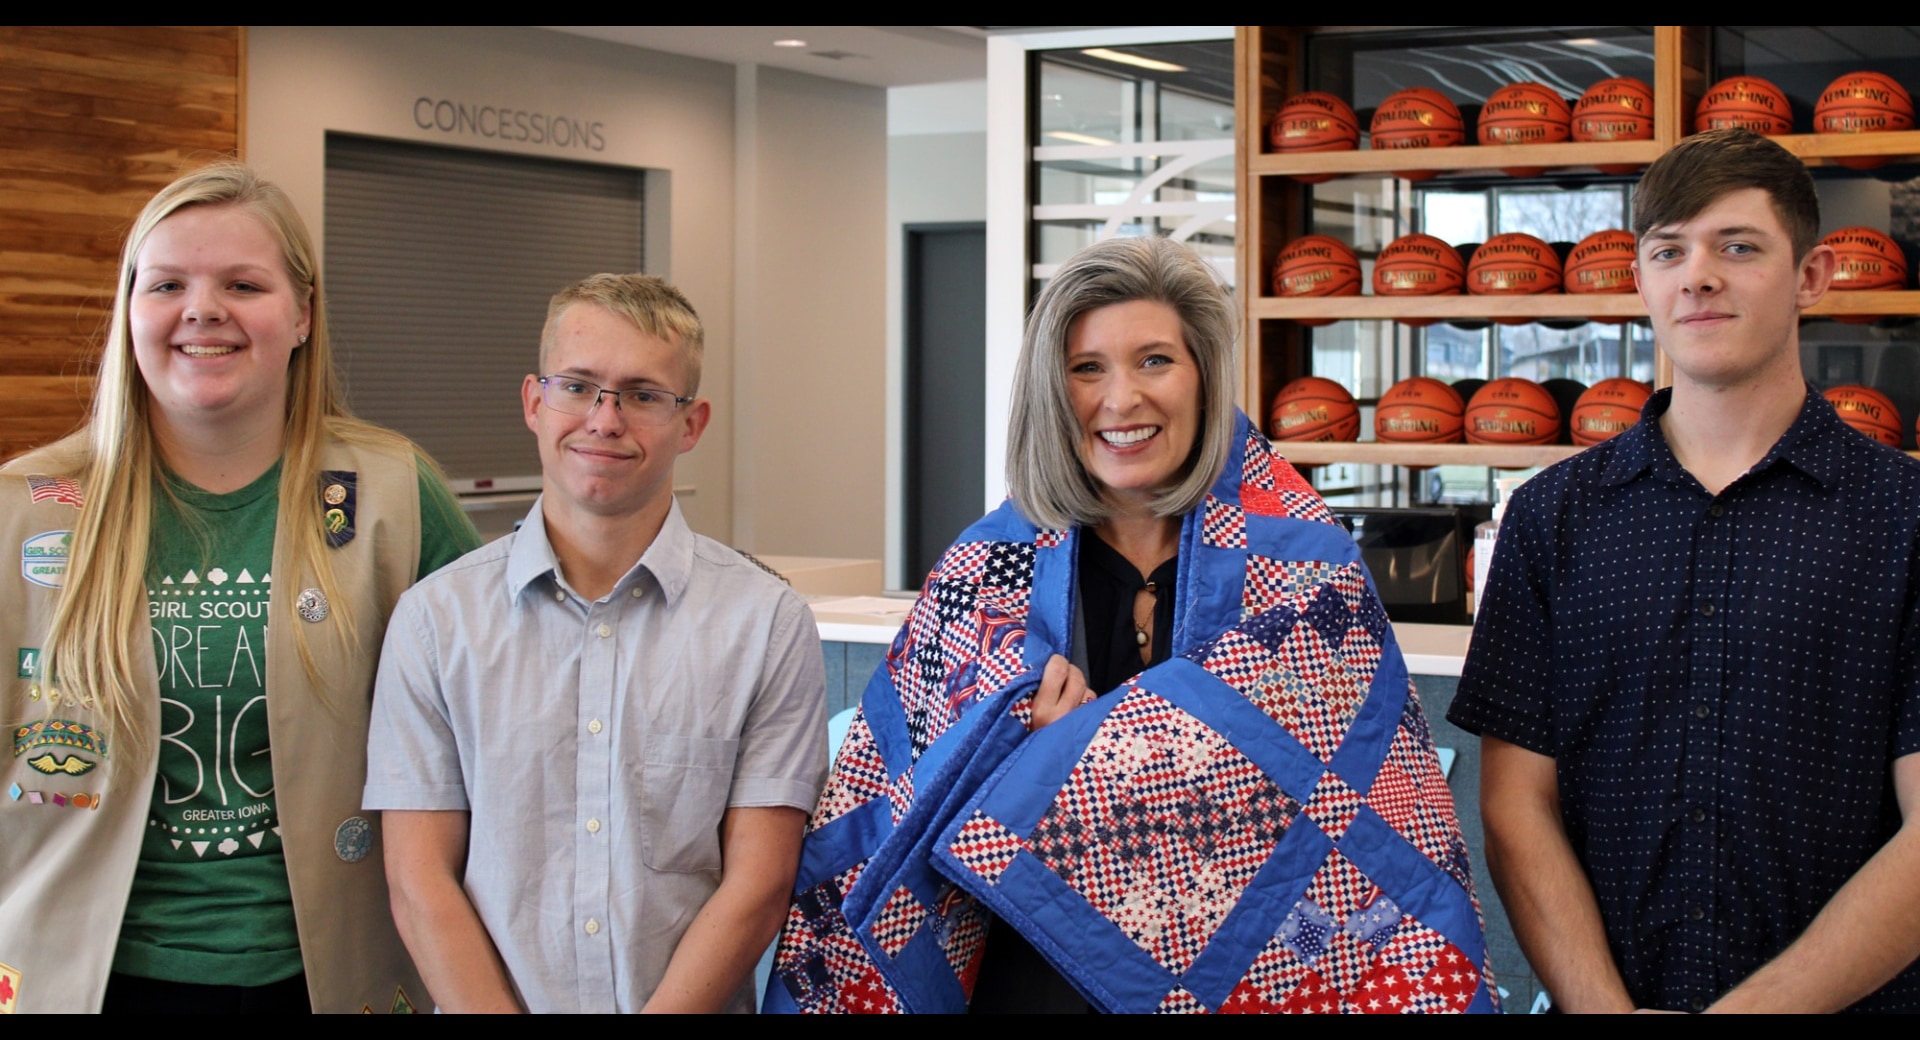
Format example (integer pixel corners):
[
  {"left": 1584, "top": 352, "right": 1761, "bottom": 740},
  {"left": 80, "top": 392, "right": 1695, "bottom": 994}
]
[{"left": 766, "top": 413, "right": 1495, "bottom": 1014}]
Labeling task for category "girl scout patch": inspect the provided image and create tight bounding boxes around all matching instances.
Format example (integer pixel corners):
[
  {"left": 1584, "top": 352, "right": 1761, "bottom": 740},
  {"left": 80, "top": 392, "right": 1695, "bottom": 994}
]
[
  {"left": 20, "top": 531, "right": 70, "bottom": 588},
  {"left": 13, "top": 718, "right": 106, "bottom": 759}
]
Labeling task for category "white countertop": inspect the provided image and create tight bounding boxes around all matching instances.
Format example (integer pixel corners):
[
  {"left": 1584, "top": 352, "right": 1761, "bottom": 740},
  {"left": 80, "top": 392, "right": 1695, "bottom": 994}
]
[{"left": 808, "top": 597, "right": 1471, "bottom": 677}]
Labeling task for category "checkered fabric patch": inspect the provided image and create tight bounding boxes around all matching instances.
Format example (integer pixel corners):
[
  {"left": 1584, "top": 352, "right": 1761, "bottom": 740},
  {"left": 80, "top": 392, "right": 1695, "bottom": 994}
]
[
  {"left": 809, "top": 710, "right": 890, "bottom": 833},
  {"left": 1242, "top": 432, "right": 1279, "bottom": 492},
  {"left": 929, "top": 540, "right": 992, "bottom": 585},
  {"left": 1199, "top": 631, "right": 1268, "bottom": 696},
  {"left": 1025, "top": 689, "right": 1298, "bottom": 974},
  {"left": 1156, "top": 985, "right": 1210, "bottom": 1014},
  {"left": 1305, "top": 849, "right": 1373, "bottom": 924},
  {"left": 1036, "top": 528, "right": 1068, "bottom": 548},
  {"left": 948, "top": 811, "right": 1023, "bottom": 883},
  {"left": 927, "top": 886, "right": 990, "bottom": 993},
  {"left": 1201, "top": 495, "right": 1248, "bottom": 549},
  {"left": 886, "top": 768, "right": 916, "bottom": 826},
  {"left": 1226, "top": 940, "right": 1316, "bottom": 1012},
  {"left": 1243, "top": 557, "right": 1336, "bottom": 617},
  {"left": 1302, "top": 770, "right": 1363, "bottom": 841},
  {"left": 870, "top": 886, "right": 929, "bottom": 958}
]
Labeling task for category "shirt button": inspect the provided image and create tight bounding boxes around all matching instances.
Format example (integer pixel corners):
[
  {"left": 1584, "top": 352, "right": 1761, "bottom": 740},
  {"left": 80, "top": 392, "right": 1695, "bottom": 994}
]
[
  {"left": 596, "top": 623, "right": 612, "bottom": 638},
  {"left": 1694, "top": 704, "right": 1711, "bottom": 720},
  {"left": 586, "top": 818, "right": 601, "bottom": 834},
  {"left": 1699, "top": 602, "right": 1717, "bottom": 617},
  {"left": 1690, "top": 996, "right": 1707, "bottom": 1013},
  {"left": 1689, "top": 905, "right": 1706, "bottom": 921},
  {"left": 631, "top": 586, "right": 644, "bottom": 598},
  {"left": 1689, "top": 807, "right": 1707, "bottom": 823},
  {"left": 555, "top": 590, "right": 566, "bottom": 602},
  {"left": 584, "top": 918, "right": 600, "bottom": 936},
  {"left": 588, "top": 719, "right": 603, "bottom": 735},
  {"left": 1708, "top": 504, "right": 1725, "bottom": 518}
]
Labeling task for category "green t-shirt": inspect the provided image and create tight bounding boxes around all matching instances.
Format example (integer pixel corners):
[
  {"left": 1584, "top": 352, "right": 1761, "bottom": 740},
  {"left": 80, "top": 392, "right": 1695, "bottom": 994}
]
[{"left": 113, "top": 457, "right": 479, "bottom": 986}]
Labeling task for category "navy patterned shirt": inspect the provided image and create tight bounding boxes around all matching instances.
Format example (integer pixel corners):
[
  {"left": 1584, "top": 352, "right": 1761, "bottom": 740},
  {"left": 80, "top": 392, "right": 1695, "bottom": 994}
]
[{"left": 1449, "top": 386, "right": 1920, "bottom": 1013}]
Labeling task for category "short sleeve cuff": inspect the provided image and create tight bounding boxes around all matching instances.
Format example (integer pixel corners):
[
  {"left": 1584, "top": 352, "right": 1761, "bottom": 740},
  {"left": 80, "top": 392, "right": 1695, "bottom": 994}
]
[
  {"left": 1445, "top": 690, "right": 1555, "bottom": 758},
  {"left": 727, "top": 776, "right": 821, "bottom": 812},
  {"left": 362, "top": 782, "right": 472, "bottom": 812}
]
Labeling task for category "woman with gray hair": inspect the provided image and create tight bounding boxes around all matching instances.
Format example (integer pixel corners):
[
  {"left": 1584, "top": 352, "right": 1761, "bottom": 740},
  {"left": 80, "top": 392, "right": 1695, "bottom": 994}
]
[{"left": 768, "top": 237, "right": 1491, "bottom": 1015}]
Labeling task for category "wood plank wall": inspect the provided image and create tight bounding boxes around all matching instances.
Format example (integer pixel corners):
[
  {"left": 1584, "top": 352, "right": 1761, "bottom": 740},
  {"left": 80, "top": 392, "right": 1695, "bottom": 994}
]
[{"left": 0, "top": 26, "right": 242, "bottom": 461}]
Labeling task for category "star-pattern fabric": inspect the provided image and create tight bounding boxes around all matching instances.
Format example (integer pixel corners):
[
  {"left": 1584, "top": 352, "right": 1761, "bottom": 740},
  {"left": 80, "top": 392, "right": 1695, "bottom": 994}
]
[{"left": 766, "top": 413, "right": 1494, "bottom": 1014}]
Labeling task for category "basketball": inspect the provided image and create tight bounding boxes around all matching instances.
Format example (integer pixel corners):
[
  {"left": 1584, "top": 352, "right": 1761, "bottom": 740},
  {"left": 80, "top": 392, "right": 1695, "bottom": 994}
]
[
  {"left": 1370, "top": 87, "right": 1465, "bottom": 181},
  {"left": 1570, "top": 378, "right": 1651, "bottom": 446},
  {"left": 1270, "top": 376, "right": 1361, "bottom": 442},
  {"left": 1273, "top": 92, "right": 1360, "bottom": 183},
  {"left": 1478, "top": 82, "right": 1572, "bottom": 176},
  {"left": 1374, "top": 233, "right": 1464, "bottom": 327},
  {"left": 1824, "top": 384, "right": 1903, "bottom": 447},
  {"left": 1815, "top": 71, "right": 1914, "bottom": 169},
  {"left": 1375, "top": 377, "right": 1465, "bottom": 443},
  {"left": 1275, "top": 234, "right": 1361, "bottom": 327},
  {"left": 1573, "top": 77, "right": 1654, "bottom": 173},
  {"left": 1468, "top": 234, "right": 1562, "bottom": 323},
  {"left": 1564, "top": 230, "right": 1639, "bottom": 319},
  {"left": 1823, "top": 227, "right": 1908, "bottom": 311},
  {"left": 1695, "top": 76, "right": 1793, "bottom": 135},
  {"left": 1465, "top": 378, "right": 1560, "bottom": 446}
]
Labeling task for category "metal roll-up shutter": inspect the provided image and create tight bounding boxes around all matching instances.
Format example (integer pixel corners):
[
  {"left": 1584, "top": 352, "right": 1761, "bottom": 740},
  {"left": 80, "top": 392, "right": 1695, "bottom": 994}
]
[{"left": 324, "top": 133, "right": 645, "bottom": 483}]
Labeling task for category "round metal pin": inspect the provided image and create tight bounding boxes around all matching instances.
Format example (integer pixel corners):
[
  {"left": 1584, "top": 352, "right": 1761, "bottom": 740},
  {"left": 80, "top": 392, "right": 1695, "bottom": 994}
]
[
  {"left": 324, "top": 483, "right": 348, "bottom": 506},
  {"left": 334, "top": 816, "right": 373, "bottom": 862},
  {"left": 296, "top": 587, "right": 330, "bottom": 623}
]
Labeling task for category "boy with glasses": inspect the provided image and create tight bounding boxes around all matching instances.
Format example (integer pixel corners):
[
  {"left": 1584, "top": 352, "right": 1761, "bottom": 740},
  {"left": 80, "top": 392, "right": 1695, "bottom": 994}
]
[{"left": 365, "top": 274, "right": 827, "bottom": 1012}]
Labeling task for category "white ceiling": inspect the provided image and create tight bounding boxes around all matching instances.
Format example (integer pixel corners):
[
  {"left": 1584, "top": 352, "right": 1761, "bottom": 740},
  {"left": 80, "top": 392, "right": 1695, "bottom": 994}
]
[{"left": 541, "top": 26, "right": 990, "bottom": 88}]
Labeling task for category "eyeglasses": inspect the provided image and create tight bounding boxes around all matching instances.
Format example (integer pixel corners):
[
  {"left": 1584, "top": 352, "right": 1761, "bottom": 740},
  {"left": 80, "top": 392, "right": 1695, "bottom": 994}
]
[{"left": 538, "top": 376, "right": 694, "bottom": 425}]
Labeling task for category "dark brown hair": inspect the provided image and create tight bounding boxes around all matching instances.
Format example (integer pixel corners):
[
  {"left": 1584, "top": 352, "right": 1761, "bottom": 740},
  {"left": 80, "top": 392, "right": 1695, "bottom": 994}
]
[{"left": 1632, "top": 128, "right": 1820, "bottom": 260}]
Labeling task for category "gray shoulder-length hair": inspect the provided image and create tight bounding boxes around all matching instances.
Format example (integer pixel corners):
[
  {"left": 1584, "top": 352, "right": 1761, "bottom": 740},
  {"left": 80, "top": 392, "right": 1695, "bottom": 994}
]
[{"left": 1006, "top": 236, "right": 1240, "bottom": 530}]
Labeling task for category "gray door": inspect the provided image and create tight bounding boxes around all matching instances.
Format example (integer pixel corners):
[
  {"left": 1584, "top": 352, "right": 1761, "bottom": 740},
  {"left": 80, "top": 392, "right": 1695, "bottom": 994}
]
[{"left": 905, "top": 223, "right": 987, "bottom": 589}]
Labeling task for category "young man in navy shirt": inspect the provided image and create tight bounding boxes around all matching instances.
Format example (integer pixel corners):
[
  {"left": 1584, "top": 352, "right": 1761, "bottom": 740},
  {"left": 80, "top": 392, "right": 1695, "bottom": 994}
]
[{"left": 1450, "top": 128, "right": 1920, "bottom": 1012}]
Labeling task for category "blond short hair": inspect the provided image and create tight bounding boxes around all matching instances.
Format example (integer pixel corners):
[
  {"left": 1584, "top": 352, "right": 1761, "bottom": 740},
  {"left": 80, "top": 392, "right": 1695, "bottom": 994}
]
[
  {"left": 1006, "top": 237, "right": 1240, "bottom": 530},
  {"left": 540, "top": 273, "right": 705, "bottom": 394}
]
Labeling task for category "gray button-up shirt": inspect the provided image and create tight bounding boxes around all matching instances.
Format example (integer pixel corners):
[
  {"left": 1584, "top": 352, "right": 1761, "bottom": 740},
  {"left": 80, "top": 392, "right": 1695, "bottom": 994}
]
[{"left": 365, "top": 498, "right": 827, "bottom": 1012}]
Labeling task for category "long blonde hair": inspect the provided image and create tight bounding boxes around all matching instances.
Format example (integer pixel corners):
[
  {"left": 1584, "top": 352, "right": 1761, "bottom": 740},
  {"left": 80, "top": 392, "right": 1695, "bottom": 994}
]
[{"left": 22, "top": 161, "right": 406, "bottom": 758}]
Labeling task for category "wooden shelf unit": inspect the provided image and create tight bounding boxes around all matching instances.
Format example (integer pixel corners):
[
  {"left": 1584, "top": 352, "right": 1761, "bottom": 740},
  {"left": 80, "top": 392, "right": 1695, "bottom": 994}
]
[{"left": 1234, "top": 26, "right": 1920, "bottom": 465}]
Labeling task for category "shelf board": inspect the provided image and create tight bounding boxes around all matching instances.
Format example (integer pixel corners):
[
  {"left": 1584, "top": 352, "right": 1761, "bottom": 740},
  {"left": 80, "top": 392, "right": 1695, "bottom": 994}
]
[
  {"left": 1769, "top": 131, "right": 1920, "bottom": 166},
  {"left": 1252, "top": 294, "right": 1643, "bottom": 322},
  {"left": 1269, "top": 440, "right": 1584, "bottom": 470},
  {"left": 1250, "top": 132, "right": 1920, "bottom": 180},
  {"left": 1250, "top": 140, "right": 1664, "bottom": 179},
  {"left": 1250, "top": 290, "right": 1920, "bottom": 323}
]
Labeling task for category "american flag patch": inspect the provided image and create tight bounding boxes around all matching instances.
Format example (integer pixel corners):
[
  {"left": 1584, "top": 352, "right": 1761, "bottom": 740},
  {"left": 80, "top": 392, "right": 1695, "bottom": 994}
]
[{"left": 25, "top": 476, "right": 82, "bottom": 508}]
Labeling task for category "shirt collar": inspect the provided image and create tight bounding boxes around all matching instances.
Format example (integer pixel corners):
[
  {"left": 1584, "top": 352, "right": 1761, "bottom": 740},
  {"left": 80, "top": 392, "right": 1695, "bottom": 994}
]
[
  {"left": 505, "top": 495, "right": 695, "bottom": 605},
  {"left": 1600, "top": 384, "right": 1843, "bottom": 491}
]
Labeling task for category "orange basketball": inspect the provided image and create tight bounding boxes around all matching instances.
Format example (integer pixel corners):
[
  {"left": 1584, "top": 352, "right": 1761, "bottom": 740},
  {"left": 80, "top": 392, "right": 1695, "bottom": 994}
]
[
  {"left": 1695, "top": 76, "right": 1793, "bottom": 135},
  {"left": 1370, "top": 87, "right": 1465, "bottom": 181},
  {"left": 1273, "top": 92, "right": 1359, "bottom": 183},
  {"left": 1274, "top": 235, "right": 1361, "bottom": 327},
  {"left": 1478, "top": 82, "right": 1572, "bottom": 176},
  {"left": 1270, "top": 377, "right": 1361, "bottom": 442},
  {"left": 1565, "top": 230, "right": 1638, "bottom": 323},
  {"left": 1816, "top": 72, "right": 1915, "bottom": 169},
  {"left": 1468, "top": 234, "right": 1562, "bottom": 323},
  {"left": 1573, "top": 77, "right": 1654, "bottom": 173},
  {"left": 1465, "top": 378, "right": 1560, "bottom": 446},
  {"left": 1375, "top": 377, "right": 1465, "bottom": 444},
  {"left": 1824, "top": 226, "right": 1907, "bottom": 327},
  {"left": 1570, "top": 378, "right": 1652, "bottom": 446},
  {"left": 1374, "top": 233, "right": 1465, "bottom": 328},
  {"left": 1824, "top": 384, "right": 1902, "bottom": 447}
]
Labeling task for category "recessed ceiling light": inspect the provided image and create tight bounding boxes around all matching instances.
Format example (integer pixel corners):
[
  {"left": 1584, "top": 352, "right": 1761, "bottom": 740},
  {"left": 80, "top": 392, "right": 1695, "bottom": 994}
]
[
  {"left": 773, "top": 39, "right": 807, "bottom": 48},
  {"left": 1081, "top": 48, "right": 1187, "bottom": 73}
]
